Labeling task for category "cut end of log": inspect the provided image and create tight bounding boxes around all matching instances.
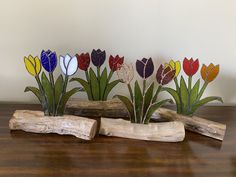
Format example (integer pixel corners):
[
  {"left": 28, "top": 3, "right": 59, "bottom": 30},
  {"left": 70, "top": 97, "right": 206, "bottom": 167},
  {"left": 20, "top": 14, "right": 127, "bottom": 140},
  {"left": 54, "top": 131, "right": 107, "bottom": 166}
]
[
  {"left": 9, "top": 110, "right": 97, "bottom": 140},
  {"left": 99, "top": 118, "right": 185, "bottom": 142}
]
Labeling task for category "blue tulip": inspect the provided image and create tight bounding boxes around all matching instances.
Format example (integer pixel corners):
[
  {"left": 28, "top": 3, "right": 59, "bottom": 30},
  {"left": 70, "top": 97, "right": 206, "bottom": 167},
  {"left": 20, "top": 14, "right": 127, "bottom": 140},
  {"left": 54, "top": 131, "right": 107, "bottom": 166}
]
[{"left": 41, "top": 50, "right": 57, "bottom": 72}]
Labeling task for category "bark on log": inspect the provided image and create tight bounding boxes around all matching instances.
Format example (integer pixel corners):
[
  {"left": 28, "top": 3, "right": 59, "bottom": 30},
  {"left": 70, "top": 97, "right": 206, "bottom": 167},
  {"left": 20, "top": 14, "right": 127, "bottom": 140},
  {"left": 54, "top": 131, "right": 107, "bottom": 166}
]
[
  {"left": 9, "top": 110, "right": 97, "bottom": 140},
  {"left": 99, "top": 118, "right": 185, "bottom": 142},
  {"left": 156, "top": 108, "right": 226, "bottom": 141},
  {"left": 67, "top": 99, "right": 226, "bottom": 141}
]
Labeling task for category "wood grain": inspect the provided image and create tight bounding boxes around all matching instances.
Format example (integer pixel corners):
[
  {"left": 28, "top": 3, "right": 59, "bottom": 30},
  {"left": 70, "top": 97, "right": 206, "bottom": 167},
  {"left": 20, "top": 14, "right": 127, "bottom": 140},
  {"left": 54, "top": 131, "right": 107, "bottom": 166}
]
[
  {"left": 9, "top": 110, "right": 97, "bottom": 140},
  {"left": 99, "top": 118, "right": 185, "bottom": 142},
  {"left": 0, "top": 104, "right": 235, "bottom": 177}
]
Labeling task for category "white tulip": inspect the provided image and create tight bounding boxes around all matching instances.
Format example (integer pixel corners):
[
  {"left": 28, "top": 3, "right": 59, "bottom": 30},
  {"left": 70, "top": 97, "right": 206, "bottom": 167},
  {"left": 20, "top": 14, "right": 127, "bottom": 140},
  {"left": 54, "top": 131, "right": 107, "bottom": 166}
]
[
  {"left": 116, "top": 63, "right": 134, "bottom": 84},
  {"left": 60, "top": 54, "right": 78, "bottom": 76}
]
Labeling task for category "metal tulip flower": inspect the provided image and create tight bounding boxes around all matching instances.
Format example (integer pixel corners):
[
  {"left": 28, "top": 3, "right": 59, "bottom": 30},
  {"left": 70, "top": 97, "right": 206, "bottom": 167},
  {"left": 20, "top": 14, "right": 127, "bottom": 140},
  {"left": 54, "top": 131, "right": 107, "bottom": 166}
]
[
  {"left": 24, "top": 50, "right": 83, "bottom": 116},
  {"left": 115, "top": 58, "right": 173, "bottom": 124},
  {"left": 162, "top": 58, "right": 223, "bottom": 116},
  {"left": 71, "top": 49, "right": 124, "bottom": 101}
]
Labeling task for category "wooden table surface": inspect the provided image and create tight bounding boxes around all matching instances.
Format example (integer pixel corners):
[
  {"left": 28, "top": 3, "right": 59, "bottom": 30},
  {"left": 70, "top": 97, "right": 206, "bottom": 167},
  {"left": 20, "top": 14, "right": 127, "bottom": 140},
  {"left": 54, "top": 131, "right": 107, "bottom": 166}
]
[{"left": 0, "top": 104, "right": 235, "bottom": 177}]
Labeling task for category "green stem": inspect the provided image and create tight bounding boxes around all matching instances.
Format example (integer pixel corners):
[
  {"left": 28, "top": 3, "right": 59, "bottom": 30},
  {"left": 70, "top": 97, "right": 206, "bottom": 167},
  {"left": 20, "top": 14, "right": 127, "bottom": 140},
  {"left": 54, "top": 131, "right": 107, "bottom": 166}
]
[
  {"left": 85, "top": 70, "right": 90, "bottom": 83},
  {"left": 127, "top": 83, "right": 133, "bottom": 102},
  {"left": 107, "top": 70, "right": 113, "bottom": 83},
  {"left": 97, "top": 67, "right": 101, "bottom": 100},
  {"left": 188, "top": 76, "right": 192, "bottom": 113},
  {"left": 35, "top": 75, "right": 49, "bottom": 116},
  {"left": 143, "top": 79, "right": 146, "bottom": 95},
  {"left": 85, "top": 70, "right": 93, "bottom": 100},
  {"left": 197, "top": 81, "right": 208, "bottom": 101},
  {"left": 49, "top": 72, "right": 56, "bottom": 116}
]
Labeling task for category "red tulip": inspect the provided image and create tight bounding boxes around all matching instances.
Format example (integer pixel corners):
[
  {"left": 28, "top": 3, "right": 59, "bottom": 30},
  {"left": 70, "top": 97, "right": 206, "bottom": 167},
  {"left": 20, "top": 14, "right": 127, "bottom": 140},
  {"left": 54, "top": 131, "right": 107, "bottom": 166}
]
[
  {"left": 76, "top": 53, "right": 90, "bottom": 71},
  {"left": 109, "top": 55, "right": 124, "bottom": 72},
  {"left": 183, "top": 58, "right": 199, "bottom": 76}
]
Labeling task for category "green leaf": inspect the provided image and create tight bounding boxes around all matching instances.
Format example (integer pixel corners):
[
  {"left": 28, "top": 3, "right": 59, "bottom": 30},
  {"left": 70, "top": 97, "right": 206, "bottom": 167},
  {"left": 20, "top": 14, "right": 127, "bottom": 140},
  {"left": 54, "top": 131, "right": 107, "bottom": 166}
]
[
  {"left": 143, "top": 82, "right": 154, "bottom": 120},
  {"left": 144, "top": 99, "right": 172, "bottom": 124},
  {"left": 55, "top": 75, "right": 64, "bottom": 105},
  {"left": 163, "top": 87, "right": 181, "bottom": 114},
  {"left": 134, "top": 81, "right": 143, "bottom": 123},
  {"left": 24, "top": 86, "right": 41, "bottom": 103},
  {"left": 115, "top": 95, "right": 135, "bottom": 122},
  {"left": 89, "top": 68, "right": 100, "bottom": 100},
  {"left": 180, "top": 76, "right": 189, "bottom": 114},
  {"left": 57, "top": 87, "right": 84, "bottom": 115},
  {"left": 193, "top": 96, "right": 223, "bottom": 113},
  {"left": 70, "top": 77, "right": 93, "bottom": 100},
  {"left": 100, "top": 68, "right": 107, "bottom": 100},
  {"left": 41, "top": 72, "right": 53, "bottom": 115},
  {"left": 103, "top": 80, "right": 120, "bottom": 101},
  {"left": 190, "top": 79, "right": 200, "bottom": 106}
]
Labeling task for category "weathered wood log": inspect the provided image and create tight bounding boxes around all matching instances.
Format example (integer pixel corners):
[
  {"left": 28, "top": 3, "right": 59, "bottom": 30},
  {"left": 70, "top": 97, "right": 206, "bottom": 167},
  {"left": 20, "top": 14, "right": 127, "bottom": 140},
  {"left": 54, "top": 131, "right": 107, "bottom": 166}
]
[
  {"left": 155, "top": 108, "right": 226, "bottom": 141},
  {"left": 67, "top": 99, "right": 127, "bottom": 118},
  {"left": 99, "top": 118, "right": 185, "bottom": 142},
  {"left": 9, "top": 110, "right": 97, "bottom": 140},
  {"left": 67, "top": 99, "right": 226, "bottom": 141}
]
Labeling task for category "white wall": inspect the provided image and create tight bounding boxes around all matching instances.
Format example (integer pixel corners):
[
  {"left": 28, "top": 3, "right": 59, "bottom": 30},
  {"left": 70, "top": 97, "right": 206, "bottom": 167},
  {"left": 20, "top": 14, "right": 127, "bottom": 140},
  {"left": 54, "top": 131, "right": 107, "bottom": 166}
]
[{"left": 0, "top": 0, "right": 235, "bottom": 104}]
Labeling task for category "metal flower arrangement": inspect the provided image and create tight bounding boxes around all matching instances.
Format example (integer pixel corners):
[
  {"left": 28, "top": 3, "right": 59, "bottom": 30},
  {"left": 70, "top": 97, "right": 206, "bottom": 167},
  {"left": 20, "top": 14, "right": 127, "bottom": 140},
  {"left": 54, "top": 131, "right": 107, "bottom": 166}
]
[
  {"left": 162, "top": 58, "right": 223, "bottom": 116},
  {"left": 71, "top": 49, "right": 124, "bottom": 101},
  {"left": 115, "top": 58, "right": 174, "bottom": 124},
  {"left": 24, "top": 50, "right": 82, "bottom": 116}
]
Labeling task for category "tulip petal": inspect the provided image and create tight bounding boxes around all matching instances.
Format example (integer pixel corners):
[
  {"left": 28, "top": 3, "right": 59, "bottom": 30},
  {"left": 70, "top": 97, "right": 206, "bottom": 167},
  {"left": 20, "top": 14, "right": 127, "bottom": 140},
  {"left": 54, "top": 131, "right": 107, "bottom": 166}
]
[
  {"left": 156, "top": 64, "right": 164, "bottom": 84},
  {"left": 60, "top": 56, "right": 67, "bottom": 75},
  {"left": 136, "top": 60, "right": 145, "bottom": 78},
  {"left": 41, "top": 50, "right": 57, "bottom": 72},
  {"left": 175, "top": 61, "right": 181, "bottom": 77},
  {"left": 24, "top": 55, "right": 41, "bottom": 76},
  {"left": 145, "top": 58, "right": 154, "bottom": 78},
  {"left": 60, "top": 54, "right": 78, "bottom": 76},
  {"left": 208, "top": 64, "right": 219, "bottom": 82},
  {"left": 201, "top": 64, "right": 207, "bottom": 81}
]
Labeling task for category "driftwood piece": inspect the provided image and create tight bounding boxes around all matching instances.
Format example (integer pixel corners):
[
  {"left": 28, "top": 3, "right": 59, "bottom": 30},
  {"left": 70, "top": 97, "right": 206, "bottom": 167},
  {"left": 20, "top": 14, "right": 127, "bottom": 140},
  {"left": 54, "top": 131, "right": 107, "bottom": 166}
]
[
  {"left": 99, "top": 118, "right": 185, "bottom": 142},
  {"left": 156, "top": 108, "right": 226, "bottom": 141},
  {"left": 67, "top": 99, "right": 226, "bottom": 141},
  {"left": 9, "top": 110, "right": 97, "bottom": 140}
]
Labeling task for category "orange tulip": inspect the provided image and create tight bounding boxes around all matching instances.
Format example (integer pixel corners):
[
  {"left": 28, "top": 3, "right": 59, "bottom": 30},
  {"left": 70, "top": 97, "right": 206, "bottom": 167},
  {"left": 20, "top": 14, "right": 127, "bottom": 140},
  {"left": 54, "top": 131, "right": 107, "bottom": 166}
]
[{"left": 201, "top": 63, "right": 219, "bottom": 82}]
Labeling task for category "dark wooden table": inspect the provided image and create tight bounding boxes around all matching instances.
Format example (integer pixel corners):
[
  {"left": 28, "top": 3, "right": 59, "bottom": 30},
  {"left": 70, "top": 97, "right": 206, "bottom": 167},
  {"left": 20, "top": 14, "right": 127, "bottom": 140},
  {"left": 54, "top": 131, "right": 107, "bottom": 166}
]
[{"left": 0, "top": 104, "right": 235, "bottom": 177}]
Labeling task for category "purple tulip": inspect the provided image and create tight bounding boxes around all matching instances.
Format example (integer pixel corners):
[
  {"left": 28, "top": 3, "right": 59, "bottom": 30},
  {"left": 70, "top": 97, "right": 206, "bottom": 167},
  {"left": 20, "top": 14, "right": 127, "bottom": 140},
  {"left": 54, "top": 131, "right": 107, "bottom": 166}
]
[
  {"left": 41, "top": 50, "right": 57, "bottom": 72},
  {"left": 156, "top": 64, "right": 175, "bottom": 85},
  {"left": 91, "top": 49, "right": 106, "bottom": 67},
  {"left": 136, "top": 58, "right": 154, "bottom": 78}
]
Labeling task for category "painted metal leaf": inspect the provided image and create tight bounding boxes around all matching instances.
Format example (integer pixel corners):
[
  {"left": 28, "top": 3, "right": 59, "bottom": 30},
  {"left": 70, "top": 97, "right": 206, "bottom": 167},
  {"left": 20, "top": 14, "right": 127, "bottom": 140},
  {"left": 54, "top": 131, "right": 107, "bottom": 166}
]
[
  {"left": 115, "top": 95, "right": 135, "bottom": 123},
  {"left": 100, "top": 68, "right": 107, "bottom": 100},
  {"left": 89, "top": 68, "right": 100, "bottom": 100},
  {"left": 143, "top": 82, "right": 154, "bottom": 119},
  {"left": 193, "top": 96, "right": 223, "bottom": 113},
  {"left": 134, "top": 81, "right": 143, "bottom": 123},
  {"left": 152, "top": 85, "right": 162, "bottom": 103},
  {"left": 144, "top": 99, "right": 172, "bottom": 124},
  {"left": 55, "top": 75, "right": 64, "bottom": 105},
  {"left": 190, "top": 79, "right": 200, "bottom": 106},
  {"left": 57, "top": 87, "right": 84, "bottom": 115},
  {"left": 41, "top": 50, "right": 57, "bottom": 72},
  {"left": 103, "top": 80, "right": 120, "bottom": 101},
  {"left": 180, "top": 76, "right": 189, "bottom": 114},
  {"left": 70, "top": 78, "right": 93, "bottom": 100},
  {"left": 162, "top": 87, "right": 181, "bottom": 113},
  {"left": 24, "top": 86, "right": 41, "bottom": 103}
]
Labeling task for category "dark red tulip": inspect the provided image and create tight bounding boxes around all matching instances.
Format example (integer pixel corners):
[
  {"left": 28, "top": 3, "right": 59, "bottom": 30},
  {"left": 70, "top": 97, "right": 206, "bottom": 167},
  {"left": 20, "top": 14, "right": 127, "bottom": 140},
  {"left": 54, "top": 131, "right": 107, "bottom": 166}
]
[
  {"left": 76, "top": 53, "right": 90, "bottom": 71},
  {"left": 156, "top": 64, "right": 175, "bottom": 85},
  {"left": 136, "top": 58, "right": 154, "bottom": 78},
  {"left": 109, "top": 55, "right": 124, "bottom": 72},
  {"left": 183, "top": 58, "right": 199, "bottom": 76}
]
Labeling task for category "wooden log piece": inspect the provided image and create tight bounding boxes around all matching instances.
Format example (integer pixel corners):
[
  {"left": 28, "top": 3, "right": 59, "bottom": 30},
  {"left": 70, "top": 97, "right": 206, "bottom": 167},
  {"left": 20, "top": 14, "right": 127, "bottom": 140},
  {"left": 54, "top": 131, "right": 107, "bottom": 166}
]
[
  {"left": 9, "top": 110, "right": 97, "bottom": 140},
  {"left": 99, "top": 118, "right": 185, "bottom": 142},
  {"left": 156, "top": 108, "right": 226, "bottom": 141},
  {"left": 67, "top": 99, "right": 226, "bottom": 141}
]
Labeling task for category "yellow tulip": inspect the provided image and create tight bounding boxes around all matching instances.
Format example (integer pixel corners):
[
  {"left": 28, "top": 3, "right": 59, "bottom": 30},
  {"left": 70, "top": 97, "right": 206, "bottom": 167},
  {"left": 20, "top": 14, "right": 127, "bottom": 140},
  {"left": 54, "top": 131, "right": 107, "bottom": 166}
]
[
  {"left": 165, "top": 59, "right": 181, "bottom": 77},
  {"left": 24, "top": 55, "right": 41, "bottom": 76}
]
